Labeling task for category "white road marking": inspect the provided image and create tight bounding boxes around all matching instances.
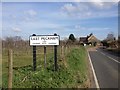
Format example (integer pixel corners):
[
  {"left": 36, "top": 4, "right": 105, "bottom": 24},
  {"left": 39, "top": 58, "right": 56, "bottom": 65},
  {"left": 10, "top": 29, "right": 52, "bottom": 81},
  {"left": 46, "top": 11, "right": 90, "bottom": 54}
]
[
  {"left": 100, "top": 52, "right": 106, "bottom": 56},
  {"left": 87, "top": 51, "right": 100, "bottom": 89},
  {"left": 97, "top": 50, "right": 120, "bottom": 64},
  {"left": 106, "top": 55, "right": 120, "bottom": 64}
]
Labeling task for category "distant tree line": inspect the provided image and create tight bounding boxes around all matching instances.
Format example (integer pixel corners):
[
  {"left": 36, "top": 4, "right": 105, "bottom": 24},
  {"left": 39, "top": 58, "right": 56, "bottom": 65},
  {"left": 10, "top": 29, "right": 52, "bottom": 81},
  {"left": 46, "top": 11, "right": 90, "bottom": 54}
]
[
  {"left": 2, "top": 34, "right": 80, "bottom": 50},
  {"left": 2, "top": 36, "right": 29, "bottom": 50},
  {"left": 2, "top": 33, "right": 119, "bottom": 50}
]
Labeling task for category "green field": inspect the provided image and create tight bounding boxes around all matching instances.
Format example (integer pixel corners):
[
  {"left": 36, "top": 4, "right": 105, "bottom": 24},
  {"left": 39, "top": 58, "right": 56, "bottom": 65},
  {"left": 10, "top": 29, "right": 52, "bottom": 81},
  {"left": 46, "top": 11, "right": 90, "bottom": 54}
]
[{"left": 2, "top": 45, "right": 89, "bottom": 88}]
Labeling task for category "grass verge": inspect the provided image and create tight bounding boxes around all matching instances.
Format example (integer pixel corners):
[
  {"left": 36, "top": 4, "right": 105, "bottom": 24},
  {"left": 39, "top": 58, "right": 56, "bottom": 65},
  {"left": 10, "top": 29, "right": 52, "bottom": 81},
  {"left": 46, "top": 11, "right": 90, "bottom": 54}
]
[{"left": 2, "top": 46, "right": 89, "bottom": 88}]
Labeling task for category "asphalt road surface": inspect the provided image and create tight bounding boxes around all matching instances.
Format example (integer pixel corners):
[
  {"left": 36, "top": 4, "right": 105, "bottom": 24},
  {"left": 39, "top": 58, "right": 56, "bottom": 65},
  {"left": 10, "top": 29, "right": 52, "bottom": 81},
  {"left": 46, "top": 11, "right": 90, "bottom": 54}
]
[{"left": 89, "top": 48, "right": 119, "bottom": 88}]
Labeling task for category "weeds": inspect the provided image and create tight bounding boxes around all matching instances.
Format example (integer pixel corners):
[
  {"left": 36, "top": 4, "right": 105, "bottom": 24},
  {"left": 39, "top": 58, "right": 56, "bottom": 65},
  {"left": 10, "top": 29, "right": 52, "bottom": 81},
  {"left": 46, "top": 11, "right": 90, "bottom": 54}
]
[{"left": 2, "top": 46, "right": 88, "bottom": 88}]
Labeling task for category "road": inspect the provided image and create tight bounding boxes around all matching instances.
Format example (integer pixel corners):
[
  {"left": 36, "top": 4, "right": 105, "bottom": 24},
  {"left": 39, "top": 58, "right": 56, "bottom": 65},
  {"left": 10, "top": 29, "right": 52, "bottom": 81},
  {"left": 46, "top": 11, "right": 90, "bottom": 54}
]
[{"left": 88, "top": 48, "right": 119, "bottom": 88}]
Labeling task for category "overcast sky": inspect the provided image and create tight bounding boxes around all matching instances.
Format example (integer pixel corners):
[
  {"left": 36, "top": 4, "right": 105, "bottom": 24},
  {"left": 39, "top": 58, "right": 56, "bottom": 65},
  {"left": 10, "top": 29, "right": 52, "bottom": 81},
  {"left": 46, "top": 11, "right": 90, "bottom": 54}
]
[{"left": 1, "top": 1, "right": 119, "bottom": 40}]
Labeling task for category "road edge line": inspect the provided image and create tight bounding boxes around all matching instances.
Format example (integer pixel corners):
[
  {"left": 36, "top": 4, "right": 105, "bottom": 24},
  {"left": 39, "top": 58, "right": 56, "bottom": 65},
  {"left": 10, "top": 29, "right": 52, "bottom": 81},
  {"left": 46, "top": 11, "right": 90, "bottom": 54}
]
[
  {"left": 98, "top": 51, "right": 120, "bottom": 64},
  {"left": 87, "top": 51, "right": 100, "bottom": 89}
]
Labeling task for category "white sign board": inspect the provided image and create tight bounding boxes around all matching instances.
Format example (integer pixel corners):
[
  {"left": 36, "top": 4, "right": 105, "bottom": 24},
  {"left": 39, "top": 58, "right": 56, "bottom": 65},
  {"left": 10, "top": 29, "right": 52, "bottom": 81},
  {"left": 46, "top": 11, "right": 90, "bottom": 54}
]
[{"left": 30, "top": 35, "right": 59, "bottom": 46}]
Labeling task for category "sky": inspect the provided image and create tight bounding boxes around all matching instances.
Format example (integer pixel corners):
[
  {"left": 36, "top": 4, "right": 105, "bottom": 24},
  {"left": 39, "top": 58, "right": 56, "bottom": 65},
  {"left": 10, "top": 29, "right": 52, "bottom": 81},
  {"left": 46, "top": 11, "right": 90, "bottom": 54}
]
[{"left": 1, "top": 1, "right": 119, "bottom": 40}]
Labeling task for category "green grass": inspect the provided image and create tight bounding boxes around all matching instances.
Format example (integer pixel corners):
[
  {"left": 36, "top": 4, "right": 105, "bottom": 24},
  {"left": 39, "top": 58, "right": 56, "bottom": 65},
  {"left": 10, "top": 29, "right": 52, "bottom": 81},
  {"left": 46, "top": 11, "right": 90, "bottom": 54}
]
[
  {"left": 2, "top": 46, "right": 89, "bottom": 88},
  {"left": 66, "top": 47, "right": 88, "bottom": 87}
]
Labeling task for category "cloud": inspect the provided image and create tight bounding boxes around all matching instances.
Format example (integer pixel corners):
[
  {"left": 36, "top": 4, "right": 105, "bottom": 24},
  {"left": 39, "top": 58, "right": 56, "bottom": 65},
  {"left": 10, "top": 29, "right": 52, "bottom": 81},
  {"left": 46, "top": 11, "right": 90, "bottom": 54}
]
[
  {"left": 23, "top": 9, "right": 38, "bottom": 22},
  {"left": 74, "top": 0, "right": 119, "bottom": 3},
  {"left": 24, "top": 9, "right": 37, "bottom": 16},
  {"left": 61, "top": 2, "right": 118, "bottom": 19},
  {"left": 12, "top": 27, "right": 22, "bottom": 32},
  {"left": 75, "top": 25, "right": 111, "bottom": 31},
  {"left": 90, "top": 1, "right": 118, "bottom": 9},
  {"left": 2, "top": 0, "right": 119, "bottom": 2},
  {"left": 61, "top": 3, "right": 77, "bottom": 13}
]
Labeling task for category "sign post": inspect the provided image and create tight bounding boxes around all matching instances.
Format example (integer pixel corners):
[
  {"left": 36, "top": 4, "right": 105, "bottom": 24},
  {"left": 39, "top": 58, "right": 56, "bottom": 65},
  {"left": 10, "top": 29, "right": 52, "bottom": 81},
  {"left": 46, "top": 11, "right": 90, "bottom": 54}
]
[
  {"left": 30, "top": 34, "right": 59, "bottom": 71},
  {"left": 32, "top": 34, "right": 36, "bottom": 71},
  {"left": 44, "top": 46, "right": 46, "bottom": 68},
  {"left": 54, "top": 33, "right": 57, "bottom": 71}
]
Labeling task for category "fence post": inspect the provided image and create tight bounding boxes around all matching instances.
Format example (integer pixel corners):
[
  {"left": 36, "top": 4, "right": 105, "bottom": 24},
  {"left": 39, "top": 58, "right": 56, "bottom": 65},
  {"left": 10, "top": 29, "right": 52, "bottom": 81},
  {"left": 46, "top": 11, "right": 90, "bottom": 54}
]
[
  {"left": 60, "top": 45, "right": 62, "bottom": 59},
  {"left": 60, "top": 45, "right": 62, "bottom": 60},
  {"left": 54, "top": 33, "right": 58, "bottom": 71},
  {"left": 32, "top": 34, "right": 36, "bottom": 71},
  {"left": 8, "top": 49, "right": 13, "bottom": 89},
  {"left": 62, "top": 45, "right": 64, "bottom": 59},
  {"left": 44, "top": 46, "right": 46, "bottom": 68}
]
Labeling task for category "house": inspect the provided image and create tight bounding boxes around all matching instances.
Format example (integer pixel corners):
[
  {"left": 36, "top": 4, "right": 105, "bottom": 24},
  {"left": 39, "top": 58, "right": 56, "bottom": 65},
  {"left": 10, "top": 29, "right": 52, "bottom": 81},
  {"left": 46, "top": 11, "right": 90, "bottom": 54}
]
[
  {"left": 79, "top": 37, "right": 88, "bottom": 44},
  {"left": 79, "top": 33, "right": 100, "bottom": 46}
]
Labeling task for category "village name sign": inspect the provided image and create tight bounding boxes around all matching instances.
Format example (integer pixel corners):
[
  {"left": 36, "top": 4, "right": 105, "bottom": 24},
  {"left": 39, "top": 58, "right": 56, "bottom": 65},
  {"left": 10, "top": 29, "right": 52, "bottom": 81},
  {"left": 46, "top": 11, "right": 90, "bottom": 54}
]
[
  {"left": 29, "top": 34, "right": 59, "bottom": 71},
  {"left": 30, "top": 35, "right": 59, "bottom": 46}
]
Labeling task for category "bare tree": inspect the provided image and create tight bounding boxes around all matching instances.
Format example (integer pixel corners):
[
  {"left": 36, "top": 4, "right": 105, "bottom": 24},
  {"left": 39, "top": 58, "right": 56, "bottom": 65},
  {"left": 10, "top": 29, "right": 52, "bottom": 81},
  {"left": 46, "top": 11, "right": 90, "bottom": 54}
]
[
  {"left": 106, "top": 32, "right": 116, "bottom": 41},
  {"left": 5, "top": 37, "right": 15, "bottom": 49}
]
